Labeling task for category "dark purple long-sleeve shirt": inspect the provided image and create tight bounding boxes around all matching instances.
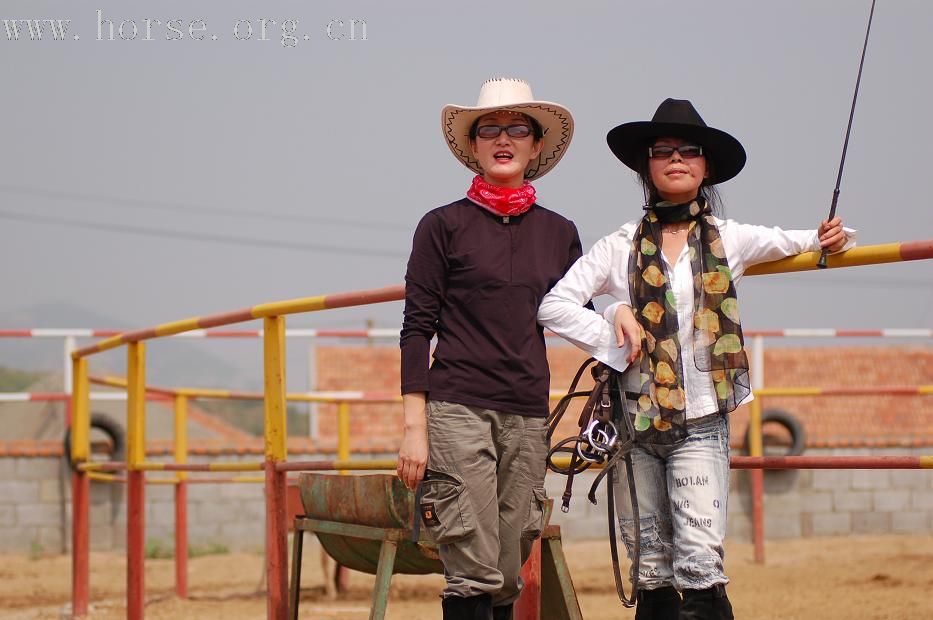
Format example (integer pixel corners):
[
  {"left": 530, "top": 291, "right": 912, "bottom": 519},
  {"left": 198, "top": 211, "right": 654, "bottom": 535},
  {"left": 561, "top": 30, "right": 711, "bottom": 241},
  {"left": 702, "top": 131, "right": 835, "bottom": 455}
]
[{"left": 400, "top": 198, "right": 583, "bottom": 417}]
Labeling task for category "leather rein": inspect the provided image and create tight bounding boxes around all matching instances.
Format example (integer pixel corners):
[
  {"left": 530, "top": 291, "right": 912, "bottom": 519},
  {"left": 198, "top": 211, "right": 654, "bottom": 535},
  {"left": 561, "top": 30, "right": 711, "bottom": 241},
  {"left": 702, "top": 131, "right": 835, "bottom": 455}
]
[{"left": 546, "top": 358, "right": 640, "bottom": 607}]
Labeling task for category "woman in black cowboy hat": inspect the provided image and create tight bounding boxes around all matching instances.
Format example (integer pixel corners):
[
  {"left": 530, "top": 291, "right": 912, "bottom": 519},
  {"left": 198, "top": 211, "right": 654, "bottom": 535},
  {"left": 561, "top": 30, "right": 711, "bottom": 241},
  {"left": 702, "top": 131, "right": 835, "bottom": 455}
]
[
  {"left": 538, "top": 98, "right": 854, "bottom": 620},
  {"left": 398, "top": 78, "right": 580, "bottom": 620}
]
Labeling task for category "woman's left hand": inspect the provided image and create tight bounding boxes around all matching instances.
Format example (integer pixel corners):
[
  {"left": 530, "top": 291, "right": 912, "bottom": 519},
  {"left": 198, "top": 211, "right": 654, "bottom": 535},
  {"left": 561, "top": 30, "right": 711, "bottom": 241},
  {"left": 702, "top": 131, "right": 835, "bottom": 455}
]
[
  {"left": 818, "top": 216, "right": 848, "bottom": 252},
  {"left": 612, "top": 304, "right": 642, "bottom": 364}
]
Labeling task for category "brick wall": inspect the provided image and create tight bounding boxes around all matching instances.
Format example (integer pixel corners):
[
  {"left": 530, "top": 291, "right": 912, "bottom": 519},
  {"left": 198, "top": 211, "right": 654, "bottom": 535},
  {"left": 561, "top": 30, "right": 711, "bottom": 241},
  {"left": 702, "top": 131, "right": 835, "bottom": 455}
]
[
  {"left": 315, "top": 344, "right": 933, "bottom": 450},
  {"left": 0, "top": 343, "right": 928, "bottom": 552}
]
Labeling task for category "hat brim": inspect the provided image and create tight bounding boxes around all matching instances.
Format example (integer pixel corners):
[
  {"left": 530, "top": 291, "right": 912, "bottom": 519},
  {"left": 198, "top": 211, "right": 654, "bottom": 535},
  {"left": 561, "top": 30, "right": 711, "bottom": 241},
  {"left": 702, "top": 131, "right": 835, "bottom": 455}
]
[
  {"left": 442, "top": 102, "right": 574, "bottom": 180},
  {"left": 606, "top": 121, "right": 746, "bottom": 185}
]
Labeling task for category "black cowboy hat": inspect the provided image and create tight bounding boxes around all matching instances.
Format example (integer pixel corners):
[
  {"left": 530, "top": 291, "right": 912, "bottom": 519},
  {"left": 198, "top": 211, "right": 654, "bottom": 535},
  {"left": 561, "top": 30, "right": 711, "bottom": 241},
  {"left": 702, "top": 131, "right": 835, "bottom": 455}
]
[{"left": 606, "top": 98, "right": 746, "bottom": 185}]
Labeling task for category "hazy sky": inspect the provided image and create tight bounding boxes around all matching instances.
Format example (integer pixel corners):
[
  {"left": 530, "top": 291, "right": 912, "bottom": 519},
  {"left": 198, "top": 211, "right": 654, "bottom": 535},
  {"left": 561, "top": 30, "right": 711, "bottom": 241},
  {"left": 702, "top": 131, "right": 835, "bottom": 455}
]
[{"left": 2, "top": 0, "right": 931, "bottom": 345}]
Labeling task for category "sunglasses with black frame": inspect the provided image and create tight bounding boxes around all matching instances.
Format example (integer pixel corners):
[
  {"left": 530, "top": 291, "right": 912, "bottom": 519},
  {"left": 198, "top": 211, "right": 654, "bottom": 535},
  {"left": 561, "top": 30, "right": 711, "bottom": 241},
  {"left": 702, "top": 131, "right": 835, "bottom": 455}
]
[
  {"left": 473, "top": 124, "right": 534, "bottom": 140},
  {"left": 648, "top": 144, "right": 704, "bottom": 159}
]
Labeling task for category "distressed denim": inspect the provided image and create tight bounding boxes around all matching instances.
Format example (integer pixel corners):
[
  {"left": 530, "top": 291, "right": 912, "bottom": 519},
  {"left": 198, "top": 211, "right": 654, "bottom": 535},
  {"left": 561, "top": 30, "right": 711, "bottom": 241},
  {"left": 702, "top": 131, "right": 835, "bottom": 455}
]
[{"left": 612, "top": 413, "right": 731, "bottom": 591}]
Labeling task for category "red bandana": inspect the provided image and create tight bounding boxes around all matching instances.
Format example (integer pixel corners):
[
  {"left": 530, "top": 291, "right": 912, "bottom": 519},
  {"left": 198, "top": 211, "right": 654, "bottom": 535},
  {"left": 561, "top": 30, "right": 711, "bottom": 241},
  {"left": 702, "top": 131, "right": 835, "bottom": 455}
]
[{"left": 466, "top": 175, "right": 537, "bottom": 217}]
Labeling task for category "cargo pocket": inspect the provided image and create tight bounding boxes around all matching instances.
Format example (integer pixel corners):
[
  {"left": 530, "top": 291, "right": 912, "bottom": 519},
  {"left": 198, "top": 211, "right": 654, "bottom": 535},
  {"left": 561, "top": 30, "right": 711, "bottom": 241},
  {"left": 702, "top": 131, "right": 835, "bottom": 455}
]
[
  {"left": 522, "top": 486, "right": 548, "bottom": 540},
  {"left": 419, "top": 470, "right": 475, "bottom": 544}
]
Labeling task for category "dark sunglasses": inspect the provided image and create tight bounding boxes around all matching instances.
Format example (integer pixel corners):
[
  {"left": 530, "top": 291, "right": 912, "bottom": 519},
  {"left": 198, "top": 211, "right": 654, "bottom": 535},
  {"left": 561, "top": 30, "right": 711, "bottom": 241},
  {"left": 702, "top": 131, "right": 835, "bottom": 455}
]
[
  {"left": 475, "top": 124, "right": 533, "bottom": 139},
  {"left": 648, "top": 144, "right": 704, "bottom": 159}
]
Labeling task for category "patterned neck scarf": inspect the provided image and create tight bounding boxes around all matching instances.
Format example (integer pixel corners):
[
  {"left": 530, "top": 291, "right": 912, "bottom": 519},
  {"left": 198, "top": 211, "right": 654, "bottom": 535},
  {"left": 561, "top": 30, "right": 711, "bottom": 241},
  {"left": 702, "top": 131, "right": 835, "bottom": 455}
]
[
  {"left": 466, "top": 175, "right": 537, "bottom": 216},
  {"left": 626, "top": 197, "right": 749, "bottom": 443}
]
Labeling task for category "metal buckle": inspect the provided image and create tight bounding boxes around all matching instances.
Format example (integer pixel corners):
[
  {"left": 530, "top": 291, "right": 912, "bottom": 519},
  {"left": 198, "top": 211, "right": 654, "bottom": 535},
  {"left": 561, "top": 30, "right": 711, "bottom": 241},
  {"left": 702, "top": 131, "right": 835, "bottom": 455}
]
[{"left": 584, "top": 419, "right": 618, "bottom": 452}]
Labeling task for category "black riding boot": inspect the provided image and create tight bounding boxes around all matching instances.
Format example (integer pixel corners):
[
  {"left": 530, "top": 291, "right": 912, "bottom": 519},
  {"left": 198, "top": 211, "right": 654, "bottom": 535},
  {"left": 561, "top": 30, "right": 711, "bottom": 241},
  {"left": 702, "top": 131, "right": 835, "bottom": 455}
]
[
  {"left": 492, "top": 603, "right": 513, "bottom": 620},
  {"left": 680, "top": 584, "right": 733, "bottom": 620},
  {"left": 634, "top": 585, "right": 681, "bottom": 620},
  {"left": 442, "top": 593, "right": 494, "bottom": 620}
]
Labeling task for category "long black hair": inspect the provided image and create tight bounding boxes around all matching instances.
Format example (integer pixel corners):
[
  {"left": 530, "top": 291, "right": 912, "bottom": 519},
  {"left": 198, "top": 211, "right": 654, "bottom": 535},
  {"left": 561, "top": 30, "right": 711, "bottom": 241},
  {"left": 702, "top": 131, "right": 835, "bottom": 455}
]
[{"left": 634, "top": 139, "right": 723, "bottom": 216}]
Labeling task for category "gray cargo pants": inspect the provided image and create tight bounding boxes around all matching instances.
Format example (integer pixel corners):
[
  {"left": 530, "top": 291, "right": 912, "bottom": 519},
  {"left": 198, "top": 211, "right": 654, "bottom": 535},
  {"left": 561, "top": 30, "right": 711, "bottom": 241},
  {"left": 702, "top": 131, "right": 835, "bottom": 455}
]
[{"left": 421, "top": 400, "right": 549, "bottom": 605}]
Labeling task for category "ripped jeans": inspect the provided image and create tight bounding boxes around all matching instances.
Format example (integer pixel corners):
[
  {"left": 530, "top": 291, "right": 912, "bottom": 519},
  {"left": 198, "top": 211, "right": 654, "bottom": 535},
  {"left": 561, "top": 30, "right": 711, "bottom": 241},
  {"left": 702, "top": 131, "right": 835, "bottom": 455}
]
[{"left": 612, "top": 413, "right": 731, "bottom": 592}]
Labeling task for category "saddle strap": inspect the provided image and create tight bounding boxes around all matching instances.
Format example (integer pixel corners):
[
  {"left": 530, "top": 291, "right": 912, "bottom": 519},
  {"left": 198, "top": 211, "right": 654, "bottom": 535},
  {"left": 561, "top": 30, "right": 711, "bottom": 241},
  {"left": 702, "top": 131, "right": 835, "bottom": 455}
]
[
  {"left": 607, "top": 456, "right": 640, "bottom": 607},
  {"left": 558, "top": 365, "right": 613, "bottom": 511},
  {"left": 546, "top": 357, "right": 599, "bottom": 441}
]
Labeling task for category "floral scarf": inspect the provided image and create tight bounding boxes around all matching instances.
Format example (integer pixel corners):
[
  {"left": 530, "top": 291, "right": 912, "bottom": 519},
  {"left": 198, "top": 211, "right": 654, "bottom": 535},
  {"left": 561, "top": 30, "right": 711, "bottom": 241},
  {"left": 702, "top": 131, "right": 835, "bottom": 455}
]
[{"left": 625, "top": 197, "right": 750, "bottom": 444}]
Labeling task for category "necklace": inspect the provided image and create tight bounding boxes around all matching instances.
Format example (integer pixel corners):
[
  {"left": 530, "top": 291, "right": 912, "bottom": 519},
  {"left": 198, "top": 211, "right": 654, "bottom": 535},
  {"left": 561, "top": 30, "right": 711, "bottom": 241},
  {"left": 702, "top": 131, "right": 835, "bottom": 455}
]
[{"left": 663, "top": 223, "right": 690, "bottom": 235}]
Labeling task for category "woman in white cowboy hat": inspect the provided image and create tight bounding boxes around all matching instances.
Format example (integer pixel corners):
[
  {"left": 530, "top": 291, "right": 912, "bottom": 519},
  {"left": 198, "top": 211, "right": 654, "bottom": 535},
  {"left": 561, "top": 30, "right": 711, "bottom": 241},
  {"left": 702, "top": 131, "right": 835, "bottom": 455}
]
[
  {"left": 538, "top": 99, "right": 855, "bottom": 620},
  {"left": 397, "top": 77, "right": 578, "bottom": 619}
]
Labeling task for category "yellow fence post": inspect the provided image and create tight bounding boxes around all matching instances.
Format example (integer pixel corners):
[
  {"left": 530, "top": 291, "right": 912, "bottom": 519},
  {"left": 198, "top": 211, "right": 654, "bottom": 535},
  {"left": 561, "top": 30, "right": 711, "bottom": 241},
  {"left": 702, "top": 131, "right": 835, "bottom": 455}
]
[
  {"left": 70, "top": 357, "right": 89, "bottom": 463},
  {"left": 174, "top": 395, "right": 188, "bottom": 479},
  {"left": 749, "top": 399, "right": 764, "bottom": 457},
  {"left": 263, "top": 316, "right": 288, "bottom": 620},
  {"left": 127, "top": 343, "right": 147, "bottom": 468},
  {"left": 264, "top": 316, "right": 288, "bottom": 462},
  {"left": 126, "top": 342, "right": 147, "bottom": 618},
  {"left": 337, "top": 402, "right": 350, "bottom": 475},
  {"left": 750, "top": 335, "right": 765, "bottom": 564}
]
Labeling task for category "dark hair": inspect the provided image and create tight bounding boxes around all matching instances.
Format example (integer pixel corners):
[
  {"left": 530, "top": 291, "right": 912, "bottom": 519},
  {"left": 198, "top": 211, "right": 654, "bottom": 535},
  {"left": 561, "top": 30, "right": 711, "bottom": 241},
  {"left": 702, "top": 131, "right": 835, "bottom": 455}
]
[
  {"left": 634, "top": 139, "right": 723, "bottom": 215},
  {"left": 469, "top": 112, "right": 544, "bottom": 141}
]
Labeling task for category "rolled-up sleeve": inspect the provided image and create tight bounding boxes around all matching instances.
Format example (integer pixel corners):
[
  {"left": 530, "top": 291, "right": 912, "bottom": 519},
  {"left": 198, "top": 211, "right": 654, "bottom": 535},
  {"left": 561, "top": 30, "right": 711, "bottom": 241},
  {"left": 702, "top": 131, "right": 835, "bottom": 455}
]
[
  {"left": 400, "top": 213, "right": 446, "bottom": 395},
  {"left": 722, "top": 219, "right": 858, "bottom": 278}
]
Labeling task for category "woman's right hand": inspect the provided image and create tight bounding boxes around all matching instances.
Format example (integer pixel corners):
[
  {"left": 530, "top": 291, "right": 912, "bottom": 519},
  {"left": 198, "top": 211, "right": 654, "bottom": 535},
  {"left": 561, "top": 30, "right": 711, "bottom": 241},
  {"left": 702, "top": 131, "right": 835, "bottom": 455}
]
[
  {"left": 397, "top": 393, "right": 428, "bottom": 490},
  {"left": 613, "top": 303, "right": 643, "bottom": 364}
]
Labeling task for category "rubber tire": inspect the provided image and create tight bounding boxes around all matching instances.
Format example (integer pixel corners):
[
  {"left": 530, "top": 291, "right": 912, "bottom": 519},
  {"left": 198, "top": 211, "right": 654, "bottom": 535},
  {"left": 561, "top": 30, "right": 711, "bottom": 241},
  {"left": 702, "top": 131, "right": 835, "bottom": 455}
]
[
  {"left": 64, "top": 413, "right": 126, "bottom": 470},
  {"left": 744, "top": 409, "right": 805, "bottom": 457}
]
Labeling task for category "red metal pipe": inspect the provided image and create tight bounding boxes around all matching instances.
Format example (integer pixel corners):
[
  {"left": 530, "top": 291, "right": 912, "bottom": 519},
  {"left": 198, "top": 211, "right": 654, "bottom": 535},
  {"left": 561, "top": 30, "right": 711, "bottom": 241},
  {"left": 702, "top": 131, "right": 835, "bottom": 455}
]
[
  {"left": 321, "top": 285, "right": 405, "bottom": 310},
  {"left": 175, "top": 481, "right": 188, "bottom": 599},
  {"left": 0, "top": 329, "right": 32, "bottom": 336},
  {"left": 27, "top": 392, "right": 69, "bottom": 401},
  {"left": 750, "top": 469, "right": 765, "bottom": 563},
  {"left": 900, "top": 238, "right": 933, "bottom": 261},
  {"left": 71, "top": 471, "right": 89, "bottom": 618},
  {"left": 127, "top": 470, "right": 145, "bottom": 619},
  {"left": 515, "top": 538, "right": 542, "bottom": 620},
  {"left": 265, "top": 460, "right": 288, "bottom": 620}
]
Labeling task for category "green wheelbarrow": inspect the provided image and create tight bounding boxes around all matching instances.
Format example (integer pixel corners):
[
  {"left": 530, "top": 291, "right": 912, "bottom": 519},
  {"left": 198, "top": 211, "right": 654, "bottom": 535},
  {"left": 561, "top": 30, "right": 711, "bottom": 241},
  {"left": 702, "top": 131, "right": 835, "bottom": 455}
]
[{"left": 289, "top": 472, "right": 583, "bottom": 620}]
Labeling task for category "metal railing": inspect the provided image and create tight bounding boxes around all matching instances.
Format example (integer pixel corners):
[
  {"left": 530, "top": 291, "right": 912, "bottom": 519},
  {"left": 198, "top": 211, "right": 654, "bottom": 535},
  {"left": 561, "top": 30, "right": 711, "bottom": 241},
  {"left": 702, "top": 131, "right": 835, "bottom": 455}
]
[{"left": 52, "top": 237, "right": 933, "bottom": 618}]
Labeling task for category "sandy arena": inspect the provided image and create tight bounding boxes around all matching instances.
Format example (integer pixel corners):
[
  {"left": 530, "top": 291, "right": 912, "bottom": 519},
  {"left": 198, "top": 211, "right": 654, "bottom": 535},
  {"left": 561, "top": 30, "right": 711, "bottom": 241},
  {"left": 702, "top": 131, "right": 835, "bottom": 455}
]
[{"left": 0, "top": 534, "right": 930, "bottom": 619}]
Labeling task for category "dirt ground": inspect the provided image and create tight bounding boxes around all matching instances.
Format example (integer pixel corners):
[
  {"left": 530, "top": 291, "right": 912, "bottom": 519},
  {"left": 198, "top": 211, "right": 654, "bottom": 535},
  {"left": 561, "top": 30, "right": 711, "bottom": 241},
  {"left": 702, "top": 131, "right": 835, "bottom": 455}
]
[{"left": 0, "top": 534, "right": 931, "bottom": 619}]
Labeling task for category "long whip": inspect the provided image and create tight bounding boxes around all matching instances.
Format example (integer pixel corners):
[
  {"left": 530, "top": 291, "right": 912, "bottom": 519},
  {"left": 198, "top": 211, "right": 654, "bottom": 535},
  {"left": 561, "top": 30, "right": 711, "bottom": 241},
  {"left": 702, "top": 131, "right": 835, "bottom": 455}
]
[{"left": 817, "top": 0, "right": 877, "bottom": 268}]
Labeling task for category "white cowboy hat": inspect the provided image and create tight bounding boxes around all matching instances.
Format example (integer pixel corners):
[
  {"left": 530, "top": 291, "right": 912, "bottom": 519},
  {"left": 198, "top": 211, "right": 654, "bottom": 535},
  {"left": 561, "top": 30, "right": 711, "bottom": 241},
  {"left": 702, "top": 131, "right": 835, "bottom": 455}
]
[{"left": 441, "top": 78, "right": 574, "bottom": 180}]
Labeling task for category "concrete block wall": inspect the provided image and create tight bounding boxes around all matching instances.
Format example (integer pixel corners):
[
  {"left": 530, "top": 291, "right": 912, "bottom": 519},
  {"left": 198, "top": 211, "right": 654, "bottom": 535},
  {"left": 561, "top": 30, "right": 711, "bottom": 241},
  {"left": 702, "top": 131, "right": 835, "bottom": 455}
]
[
  {"left": 726, "top": 447, "right": 933, "bottom": 540},
  {"left": 543, "top": 447, "right": 932, "bottom": 542},
  {"left": 0, "top": 456, "right": 70, "bottom": 554},
  {"left": 1, "top": 446, "right": 931, "bottom": 553},
  {"left": 0, "top": 454, "right": 268, "bottom": 554}
]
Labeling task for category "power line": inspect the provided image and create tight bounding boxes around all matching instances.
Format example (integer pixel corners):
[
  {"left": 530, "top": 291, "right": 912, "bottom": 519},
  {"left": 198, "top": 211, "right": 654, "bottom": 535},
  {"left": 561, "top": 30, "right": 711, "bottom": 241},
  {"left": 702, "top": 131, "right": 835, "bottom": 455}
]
[
  {"left": 0, "top": 183, "right": 410, "bottom": 231},
  {"left": 0, "top": 210, "right": 408, "bottom": 259}
]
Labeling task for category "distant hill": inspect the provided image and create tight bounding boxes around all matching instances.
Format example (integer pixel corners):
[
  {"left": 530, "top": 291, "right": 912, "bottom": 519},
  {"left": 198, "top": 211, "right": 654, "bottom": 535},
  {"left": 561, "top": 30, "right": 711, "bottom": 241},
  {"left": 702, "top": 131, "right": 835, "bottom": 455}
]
[{"left": 0, "top": 366, "right": 47, "bottom": 391}]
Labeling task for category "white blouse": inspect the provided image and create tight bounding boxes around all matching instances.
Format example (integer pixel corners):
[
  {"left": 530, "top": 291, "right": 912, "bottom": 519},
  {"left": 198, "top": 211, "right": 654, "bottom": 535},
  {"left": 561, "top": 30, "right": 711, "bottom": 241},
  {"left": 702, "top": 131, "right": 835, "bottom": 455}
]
[{"left": 538, "top": 217, "right": 857, "bottom": 419}]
